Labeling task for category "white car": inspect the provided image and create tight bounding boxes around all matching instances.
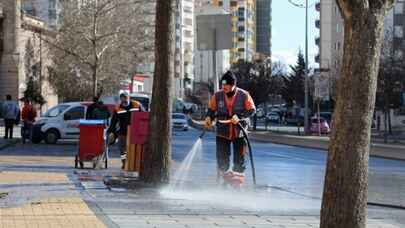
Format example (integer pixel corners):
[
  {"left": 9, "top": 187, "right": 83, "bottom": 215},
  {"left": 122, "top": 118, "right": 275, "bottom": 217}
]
[
  {"left": 172, "top": 113, "right": 189, "bottom": 131},
  {"left": 32, "top": 102, "right": 114, "bottom": 144},
  {"left": 266, "top": 112, "right": 281, "bottom": 123}
]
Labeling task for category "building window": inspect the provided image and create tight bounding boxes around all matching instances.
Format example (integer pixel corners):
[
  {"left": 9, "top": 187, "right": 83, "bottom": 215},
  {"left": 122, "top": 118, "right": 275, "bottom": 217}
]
[
  {"left": 218, "top": 1, "right": 223, "bottom": 6},
  {"left": 238, "top": 7, "right": 245, "bottom": 17},
  {"left": 184, "top": 30, "right": 193, "bottom": 38},
  {"left": 184, "top": 42, "right": 192, "bottom": 50},
  {"left": 238, "top": 26, "right": 245, "bottom": 32},
  {"left": 395, "top": 25, "right": 403, "bottom": 38},
  {"left": 184, "top": 6, "right": 192, "bottom": 13},
  {"left": 231, "top": 1, "right": 238, "bottom": 7},
  {"left": 49, "top": 0, "right": 56, "bottom": 9},
  {"left": 184, "top": 18, "right": 193, "bottom": 26},
  {"left": 395, "top": 2, "right": 404, "bottom": 14}
]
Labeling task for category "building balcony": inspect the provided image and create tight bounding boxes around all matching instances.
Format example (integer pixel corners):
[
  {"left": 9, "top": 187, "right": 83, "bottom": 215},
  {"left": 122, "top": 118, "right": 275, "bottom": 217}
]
[
  {"left": 315, "top": 37, "right": 320, "bottom": 46},
  {"left": 315, "top": 54, "right": 320, "bottom": 63},
  {"left": 315, "top": 2, "right": 320, "bottom": 12},
  {"left": 315, "top": 19, "right": 320, "bottom": 29}
]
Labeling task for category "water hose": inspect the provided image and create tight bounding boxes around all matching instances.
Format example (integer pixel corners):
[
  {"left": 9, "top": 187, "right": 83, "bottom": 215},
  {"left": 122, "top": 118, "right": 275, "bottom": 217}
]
[
  {"left": 236, "top": 122, "right": 256, "bottom": 186},
  {"left": 205, "top": 120, "right": 256, "bottom": 186}
]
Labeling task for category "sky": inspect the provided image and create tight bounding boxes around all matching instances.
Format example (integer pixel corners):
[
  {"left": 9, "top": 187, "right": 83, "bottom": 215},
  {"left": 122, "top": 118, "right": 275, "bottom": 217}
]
[{"left": 272, "top": 0, "right": 319, "bottom": 69}]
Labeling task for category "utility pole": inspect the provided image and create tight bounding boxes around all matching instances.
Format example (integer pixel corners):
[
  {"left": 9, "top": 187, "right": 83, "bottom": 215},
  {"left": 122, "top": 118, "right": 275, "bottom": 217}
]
[{"left": 304, "top": 0, "right": 309, "bottom": 134}]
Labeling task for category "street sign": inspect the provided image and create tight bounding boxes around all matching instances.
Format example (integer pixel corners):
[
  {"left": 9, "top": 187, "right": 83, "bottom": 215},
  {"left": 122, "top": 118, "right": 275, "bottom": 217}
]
[
  {"left": 314, "top": 73, "right": 330, "bottom": 101},
  {"left": 196, "top": 14, "right": 232, "bottom": 51}
]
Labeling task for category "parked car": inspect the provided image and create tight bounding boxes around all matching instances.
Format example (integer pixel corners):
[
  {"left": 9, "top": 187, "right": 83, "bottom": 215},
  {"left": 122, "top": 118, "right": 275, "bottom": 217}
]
[
  {"left": 319, "top": 112, "right": 332, "bottom": 124},
  {"left": 284, "top": 115, "right": 305, "bottom": 126},
  {"left": 310, "top": 117, "right": 331, "bottom": 134},
  {"left": 32, "top": 102, "right": 115, "bottom": 144},
  {"left": 172, "top": 113, "right": 189, "bottom": 131},
  {"left": 256, "top": 108, "right": 265, "bottom": 119},
  {"left": 266, "top": 112, "right": 281, "bottom": 123}
]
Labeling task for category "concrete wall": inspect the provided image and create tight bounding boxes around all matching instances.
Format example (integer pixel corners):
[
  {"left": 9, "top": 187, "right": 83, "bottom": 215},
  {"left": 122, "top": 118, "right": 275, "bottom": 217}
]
[
  {"left": 0, "top": 0, "right": 57, "bottom": 111},
  {"left": 0, "top": 0, "right": 20, "bottom": 101}
]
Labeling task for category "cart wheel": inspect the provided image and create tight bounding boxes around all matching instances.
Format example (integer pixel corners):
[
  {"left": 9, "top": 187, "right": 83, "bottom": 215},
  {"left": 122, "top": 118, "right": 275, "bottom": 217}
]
[
  {"left": 93, "top": 162, "right": 96, "bottom": 169},
  {"left": 79, "top": 161, "right": 84, "bottom": 169},
  {"left": 104, "top": 158, "right": 108, "bottom": 169},
  {"left": 75, "top": 155, "right": 78, "bottom": 169}
]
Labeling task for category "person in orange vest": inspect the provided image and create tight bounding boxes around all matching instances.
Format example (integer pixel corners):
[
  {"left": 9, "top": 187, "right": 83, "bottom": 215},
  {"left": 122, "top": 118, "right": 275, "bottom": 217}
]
[
  {"left": 108, "top": 93, "right": 143, "bottom": 169},
  {"left": 204, "top": 71, "right": 256, "bottom": 187}
]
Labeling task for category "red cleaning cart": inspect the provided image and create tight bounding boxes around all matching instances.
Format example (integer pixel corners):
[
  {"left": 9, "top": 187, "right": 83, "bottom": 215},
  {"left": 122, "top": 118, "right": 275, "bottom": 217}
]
[{"left": 75, "top": 120, "right": 109, "bottom": 169}]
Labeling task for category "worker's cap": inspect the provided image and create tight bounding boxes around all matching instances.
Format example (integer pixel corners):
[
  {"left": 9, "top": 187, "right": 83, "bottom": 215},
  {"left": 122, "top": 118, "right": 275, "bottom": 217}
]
[
  {"left": 119, "top": 92, "right": 129, "bottom": 98},
  {"left": 221, "top": 71, "right": 237, "bottom": 86}
]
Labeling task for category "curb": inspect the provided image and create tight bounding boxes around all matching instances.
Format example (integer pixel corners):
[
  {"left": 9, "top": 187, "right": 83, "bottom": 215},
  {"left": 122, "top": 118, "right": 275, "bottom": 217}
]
[
  {"left": 0, "top": 139, "right": 19, "bottom": 151},
  {"left": 189, "top": 118, "right": 405, "bottom": 161},
  {"left": 250, "top": 132, "right": 405, "bottom": 161}
]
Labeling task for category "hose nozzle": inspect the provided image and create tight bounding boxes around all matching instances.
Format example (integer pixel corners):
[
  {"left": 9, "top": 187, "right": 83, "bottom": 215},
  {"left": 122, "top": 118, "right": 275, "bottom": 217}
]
[{"left": 199, "top": 129, "right": 206, "bottom": 139}]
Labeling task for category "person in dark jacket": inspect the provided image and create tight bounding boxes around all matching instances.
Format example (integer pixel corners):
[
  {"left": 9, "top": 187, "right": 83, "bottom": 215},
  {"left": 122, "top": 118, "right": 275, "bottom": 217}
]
[
  {"left": 107, "top": 93, "right": 142, "bottom": 169},
  {"left": 2, "top": 95, "right": 20, "bottom": 139},
  {"left": 204, "top": 71, "right": 256, "bottom": 187},
  {"left": 86, "top": 97, "right": 110, "bottom": 121}
]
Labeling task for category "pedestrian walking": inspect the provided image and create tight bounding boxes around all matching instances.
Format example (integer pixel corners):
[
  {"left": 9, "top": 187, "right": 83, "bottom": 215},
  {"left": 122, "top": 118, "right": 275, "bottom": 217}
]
[
  {"left": 204, "top": 71, "right": 256, "bottom": 187},
  {"left": 21, "top": 99, "right": 37, "bottom": 143},
  {"left": 2, "top": 95, "right": 20, "bottom": 139},
  {"left": 107, "top": 93, "right": 142, "bottom": 169}
]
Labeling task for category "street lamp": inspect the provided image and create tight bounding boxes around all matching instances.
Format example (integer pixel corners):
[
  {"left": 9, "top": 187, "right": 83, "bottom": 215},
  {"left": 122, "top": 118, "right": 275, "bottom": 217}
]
[{"left": 287, "top": 0, "right": 314, "bottom": 134}]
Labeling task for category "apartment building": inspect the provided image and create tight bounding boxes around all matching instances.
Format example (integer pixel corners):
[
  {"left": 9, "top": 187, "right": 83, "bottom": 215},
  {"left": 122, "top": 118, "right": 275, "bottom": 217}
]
[
  {"left": 0, "top": 0, "right": 57, "bottom": 109},
  {"left": 212, "top": 0, "right": 257, "bottom": 64},
  {"left": 318, "top": 0, "right": 405, "bottom": 128},
  {"left": 256, "top": 0, "right": 271, "bottom": 57},
  {"left": 174, "top": 0, "right": 195, "bottom": 98},
  {"left": 22, "top": 0, "right": 61, "bottom": 27}
]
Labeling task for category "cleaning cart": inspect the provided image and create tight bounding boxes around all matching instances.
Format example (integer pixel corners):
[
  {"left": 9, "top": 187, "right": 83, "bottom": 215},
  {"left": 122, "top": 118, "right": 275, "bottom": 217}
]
[{"left": 75, "top": 119, "right": 109, "bottom": 169}]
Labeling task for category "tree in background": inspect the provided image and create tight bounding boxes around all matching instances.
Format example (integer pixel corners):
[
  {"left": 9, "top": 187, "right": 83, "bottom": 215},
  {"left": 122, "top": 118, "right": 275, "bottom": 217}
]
[
  {"left": 23, "top": 39, "right": 45, "bottom": 105},
  {"left": 376, "top": 28, "right": 404, "bottom": 134},
  {"left": 320, "top": 1, "right": 395, "bottom": 228},
  {"left": 232, "top": 58, "right": 278, "bottom": 129},
  {"left": 47, "top": 0, "right": 155, "bottom": 100},
  {"left": 269, "top": 61, "right": 287, "bottom": 106},
  {"left": 281, "top": 51, "right": 306, "bottom": 107}
]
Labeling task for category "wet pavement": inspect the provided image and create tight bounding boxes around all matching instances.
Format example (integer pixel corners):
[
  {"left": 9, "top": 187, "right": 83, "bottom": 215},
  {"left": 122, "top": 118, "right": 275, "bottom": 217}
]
[{"left": 0, "top": 128, "right": 404, "bottom": 227}]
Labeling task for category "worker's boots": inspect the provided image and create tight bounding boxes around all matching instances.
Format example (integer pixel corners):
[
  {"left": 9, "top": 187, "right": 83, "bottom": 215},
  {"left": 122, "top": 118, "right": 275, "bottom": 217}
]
[
  {"left": 223, "top": 170, "right": 245, "bottom": 188},
  {"left": 121, "top": 159, "right": 126, "bottom": 170}
]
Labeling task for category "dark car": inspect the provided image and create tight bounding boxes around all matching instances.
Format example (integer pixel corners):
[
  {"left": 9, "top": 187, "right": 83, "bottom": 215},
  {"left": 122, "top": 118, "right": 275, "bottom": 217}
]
[{"left": 285, "top": 115, "right": 305, "bottom": 126}]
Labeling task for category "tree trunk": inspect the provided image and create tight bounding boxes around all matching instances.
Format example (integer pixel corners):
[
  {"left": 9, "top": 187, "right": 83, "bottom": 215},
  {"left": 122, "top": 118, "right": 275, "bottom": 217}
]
[
  {"left": 320, "top": 1, "right": 393, "bottom": 228},
  {"left": 142, "top": 0, "right": 173, "bottom": 185},
  {"left": 92, "top": 66, "right": 97, "bottom": 98}
]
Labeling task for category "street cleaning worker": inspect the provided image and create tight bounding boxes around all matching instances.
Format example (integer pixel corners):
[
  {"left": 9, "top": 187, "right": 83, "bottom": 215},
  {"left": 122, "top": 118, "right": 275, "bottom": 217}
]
[
  {"left": 205, "top": 71, "right": 256, "bottom": 187},
  {"left": 108, "top": 93, "right": 142, "bottom": 169}
]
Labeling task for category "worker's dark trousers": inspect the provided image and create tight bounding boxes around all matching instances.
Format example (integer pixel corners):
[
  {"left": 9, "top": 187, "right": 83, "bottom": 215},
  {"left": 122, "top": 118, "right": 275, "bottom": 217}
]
[{"left": 216, "top": 136, "right": 247, "bottom": 173}]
